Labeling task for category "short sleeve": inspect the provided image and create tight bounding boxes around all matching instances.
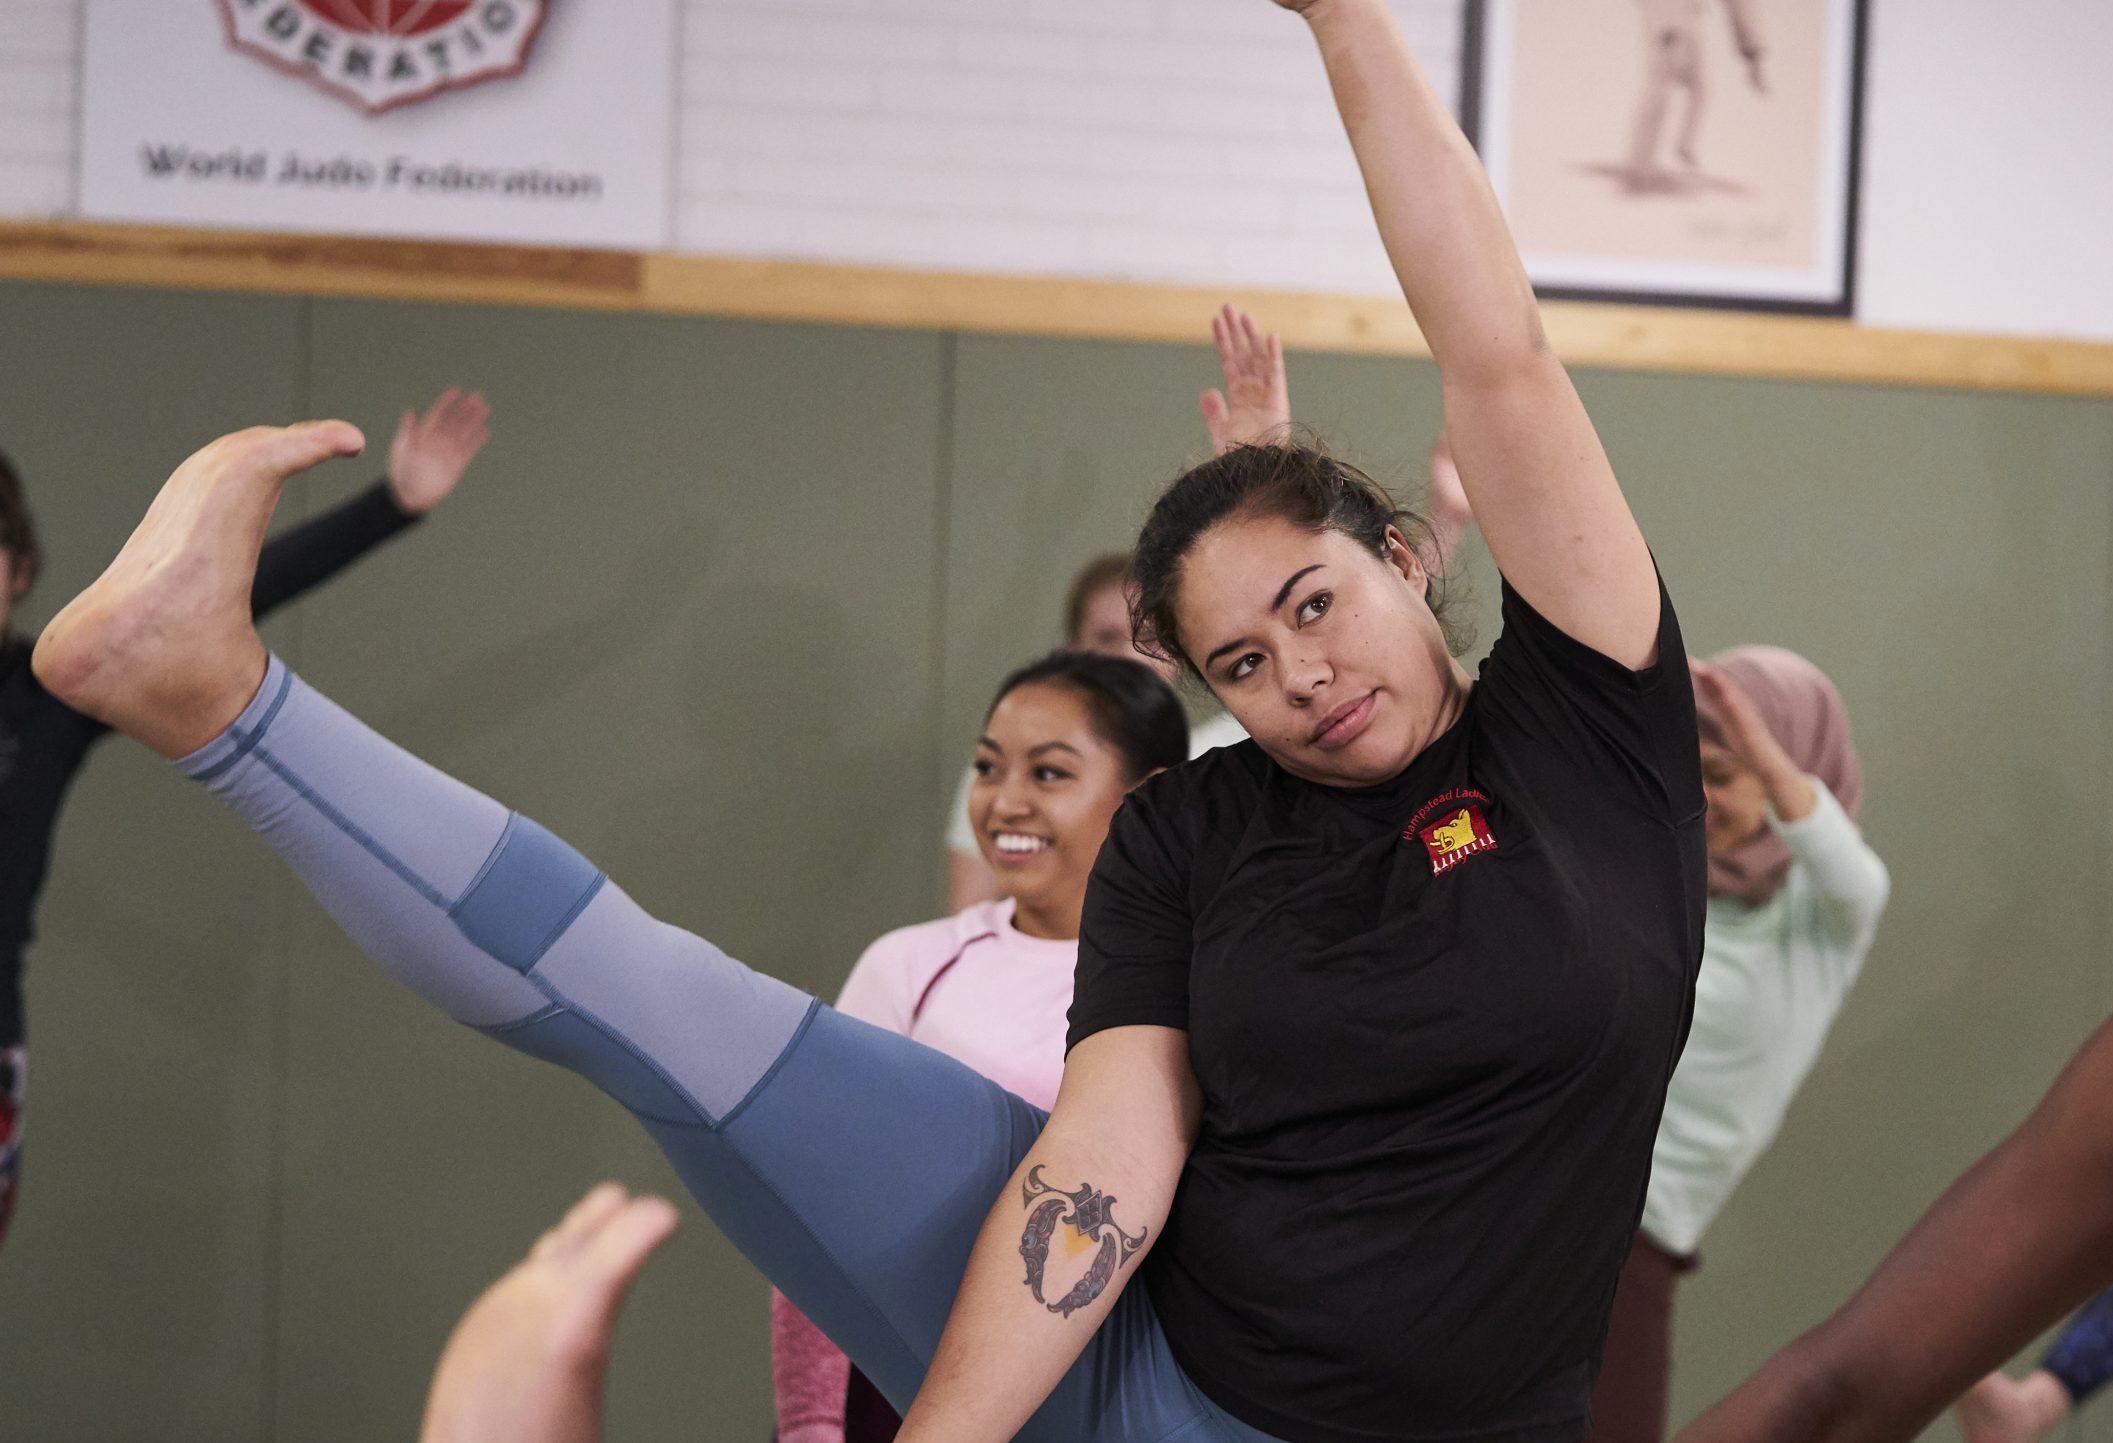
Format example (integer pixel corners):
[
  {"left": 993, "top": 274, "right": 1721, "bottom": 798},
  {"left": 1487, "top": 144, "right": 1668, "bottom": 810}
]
[
  {"left": 944, "top": 762, "right": 978, "bottom": 856},
  {"left": 1478, "top": 570, "right": 1704, "bottom": 823},
  {"left": 834, "top": 931, "right": 919, "bottom": 1035},
  {"left": 1067, "top": 783, "right": 1195, "bottom": 1052}
]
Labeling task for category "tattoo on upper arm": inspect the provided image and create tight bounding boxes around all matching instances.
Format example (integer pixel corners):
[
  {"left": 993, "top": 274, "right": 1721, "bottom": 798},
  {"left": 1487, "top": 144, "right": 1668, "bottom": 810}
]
[{"left": 1017, "top": 1165, "right": 1149, "bottom": 1319}]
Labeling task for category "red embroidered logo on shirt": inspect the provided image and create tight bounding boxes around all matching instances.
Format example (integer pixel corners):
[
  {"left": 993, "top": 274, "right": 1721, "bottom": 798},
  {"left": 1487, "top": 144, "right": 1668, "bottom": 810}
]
[{"left": 1405, "top": 789, "right": 1499, "bottom": 875}]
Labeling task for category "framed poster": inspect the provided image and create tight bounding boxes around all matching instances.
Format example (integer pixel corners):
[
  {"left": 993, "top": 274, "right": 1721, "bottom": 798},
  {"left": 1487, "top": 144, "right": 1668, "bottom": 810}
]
[{"left": 1462, "top": 0, "right": 1868, "bottom": 314}]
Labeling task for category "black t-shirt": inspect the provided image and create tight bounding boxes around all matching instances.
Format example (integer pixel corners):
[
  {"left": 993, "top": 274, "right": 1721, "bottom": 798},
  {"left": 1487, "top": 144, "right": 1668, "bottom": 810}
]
[
  {"left": 1068, "top": 578, "right": 1706, "bottom": 1443},
  {"left": 0, "top": 481, "right": 418, "bottom": 1049}
]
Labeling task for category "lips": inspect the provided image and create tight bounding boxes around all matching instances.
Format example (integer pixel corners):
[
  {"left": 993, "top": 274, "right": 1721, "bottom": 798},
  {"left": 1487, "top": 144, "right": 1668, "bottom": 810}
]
[{"left": 1310, "top": 691, "right": 1377, "bottom": 749}]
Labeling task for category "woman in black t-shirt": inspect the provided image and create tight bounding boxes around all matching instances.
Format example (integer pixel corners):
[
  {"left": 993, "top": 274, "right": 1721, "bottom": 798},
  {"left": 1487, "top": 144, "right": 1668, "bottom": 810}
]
[
  {"left": 900, "top": 2, "right": 1706, "bottom": 1440},
  {"left": 25, "top": 4, "right": 1697, "bottom": 1441}
]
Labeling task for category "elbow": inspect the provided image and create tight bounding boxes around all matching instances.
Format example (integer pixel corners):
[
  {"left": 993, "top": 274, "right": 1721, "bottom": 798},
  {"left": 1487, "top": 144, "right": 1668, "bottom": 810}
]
[
  {"left": 1821, "top": 852, "right": 1890, "bottom": 944},
  {"left": 1862, "top": 855, "right": 1892, "bottom": 928},
  {"left": 1440, "top": 317, "right": 1555, "bottom": 390}
]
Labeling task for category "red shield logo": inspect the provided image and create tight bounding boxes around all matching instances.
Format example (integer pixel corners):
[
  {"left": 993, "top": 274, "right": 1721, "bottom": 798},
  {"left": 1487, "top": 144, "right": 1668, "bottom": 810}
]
[
  {"left": 217, "top": 0, "right": 549, "bottom": 115},
  {"left": 1409, "top": 797, "right": 1499, "bottom": 875}
]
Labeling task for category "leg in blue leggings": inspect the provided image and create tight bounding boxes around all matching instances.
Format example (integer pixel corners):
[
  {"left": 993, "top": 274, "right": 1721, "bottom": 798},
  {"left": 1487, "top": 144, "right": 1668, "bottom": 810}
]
[
  {"left": 2043, "top": 1287, "right": 2113, "bottom": 1408},
  {"left": 181, "top": 657, "right": 1273, "bottom": 1443}
]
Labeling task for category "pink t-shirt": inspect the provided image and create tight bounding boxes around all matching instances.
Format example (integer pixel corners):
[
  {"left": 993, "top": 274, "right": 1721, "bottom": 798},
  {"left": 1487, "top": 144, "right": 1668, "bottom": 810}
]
[
  {"left": 834, "top": 897, "right": 1076, "bottom": 1110},
  {"left": 771, "top": 900, "right": 1078, "bottom": 1442}
]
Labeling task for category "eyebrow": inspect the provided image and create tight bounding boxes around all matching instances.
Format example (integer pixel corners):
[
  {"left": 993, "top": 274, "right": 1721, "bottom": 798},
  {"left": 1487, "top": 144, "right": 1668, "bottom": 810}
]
[
  {"left": 1200, "top": 564, "right": 1326, "bottom": 671},
  {"left": 977, "top": 737, "right": 1087, "bottom": 759}
]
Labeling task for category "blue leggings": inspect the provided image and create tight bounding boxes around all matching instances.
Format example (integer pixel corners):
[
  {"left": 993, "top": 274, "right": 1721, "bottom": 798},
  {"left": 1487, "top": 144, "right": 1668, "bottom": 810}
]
[
  {"left": 2044, "top": 1287, "right": 2113, "bottom": 1407},
  {"left": 180, "top": 659, "right": 1278, "bottom": 1443}
]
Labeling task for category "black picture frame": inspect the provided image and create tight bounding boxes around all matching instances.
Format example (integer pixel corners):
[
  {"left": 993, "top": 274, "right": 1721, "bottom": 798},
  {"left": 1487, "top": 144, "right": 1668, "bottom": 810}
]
[{"left": 1459, "top": 0, "right": 1868, "bottom": 316}]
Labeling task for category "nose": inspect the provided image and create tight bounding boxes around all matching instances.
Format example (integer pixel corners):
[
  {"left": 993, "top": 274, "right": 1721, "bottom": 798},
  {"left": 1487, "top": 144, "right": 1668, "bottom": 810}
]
[
  {"left": 992, "top": 775, "right": 1038, "bottom": 823},
  {"left": 1283, "top": 651, "right": 1330, "bottom": 706}
]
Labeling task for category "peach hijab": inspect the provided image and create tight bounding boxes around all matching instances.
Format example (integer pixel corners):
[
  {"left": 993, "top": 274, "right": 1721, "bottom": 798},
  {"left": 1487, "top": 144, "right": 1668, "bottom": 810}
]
[{"left": 1695, "top": 645, "right": 1863, "bottom": 905}]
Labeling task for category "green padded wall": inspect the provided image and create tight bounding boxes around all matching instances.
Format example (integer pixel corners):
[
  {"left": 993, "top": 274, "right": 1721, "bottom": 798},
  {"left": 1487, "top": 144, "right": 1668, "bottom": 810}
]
[{"left": 3, "top": 279, "right": 2109, "bottom": 1441}]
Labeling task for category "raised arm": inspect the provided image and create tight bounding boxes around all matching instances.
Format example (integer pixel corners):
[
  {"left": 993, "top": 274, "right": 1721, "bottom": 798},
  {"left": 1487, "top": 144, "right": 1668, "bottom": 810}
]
[
  {"left": 1679, "top": 1019, "right": 2113, "bottom": 1443},
  {"left": 1692, "top": 661, "right": 1888, "bottom": 944},
  {"left": 1199, "top": 304, "right": 1292, "bottom": 456},
  {"left": 249, "top": 389, "right": 489, "bottom": 620},
  {"left": 1419, "top": 431, "right": 1476, "bottom": 579},
  {"left": 895, "top": 1026, "right": 1201, "bottom": 1443},
  {"left": 1283, "top": 0, "right": 1661, "bottom": 666}
]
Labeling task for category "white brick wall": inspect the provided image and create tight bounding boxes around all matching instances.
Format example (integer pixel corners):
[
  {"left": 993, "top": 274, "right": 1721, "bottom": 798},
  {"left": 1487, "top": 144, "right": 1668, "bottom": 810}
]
[
  {"left": 0, "top": 0, "right": 1447, "bottom": 294},
  {"left": 0, "top": 0, "right": 79, "bottom": 217},
  {"left": 676, "top": 0, "right": 1455, "bottom": 294}
]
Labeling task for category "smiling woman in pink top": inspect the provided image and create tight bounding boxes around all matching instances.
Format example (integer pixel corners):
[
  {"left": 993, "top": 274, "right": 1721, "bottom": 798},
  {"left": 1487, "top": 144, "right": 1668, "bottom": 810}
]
[{"left": 772, "top": 650, "right": 1189, "bottom": 1443}]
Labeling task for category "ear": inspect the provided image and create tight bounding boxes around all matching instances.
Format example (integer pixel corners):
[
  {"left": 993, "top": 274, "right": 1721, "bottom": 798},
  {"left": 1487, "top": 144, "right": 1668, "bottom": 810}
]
[{"left": 1379, "top": 525, "right": 1430, "bottom": 593}]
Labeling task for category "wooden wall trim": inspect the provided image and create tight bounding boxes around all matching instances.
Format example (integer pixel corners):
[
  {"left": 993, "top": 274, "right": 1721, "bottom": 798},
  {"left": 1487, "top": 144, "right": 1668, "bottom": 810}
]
[{"left": 6, "top": 220, "right": 2112, "bottom": 397}]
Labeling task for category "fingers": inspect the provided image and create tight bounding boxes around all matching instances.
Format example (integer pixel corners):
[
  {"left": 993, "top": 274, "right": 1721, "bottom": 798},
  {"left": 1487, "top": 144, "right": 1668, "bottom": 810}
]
[
  {"left": 1200, "top": 389, "right": 1229, "bottom": 429},
  {"left": 425, "top": 386, "right": 463, "bottom": 426},
  {"left": 1214, "top": 305, "right": 1258, "bottom": 373},
  {"left": 1210, "top": 305, "right": 1283, "bottom": 384},
  {"left": 434, "top": 390, "right": 492, "bottom": 444}
]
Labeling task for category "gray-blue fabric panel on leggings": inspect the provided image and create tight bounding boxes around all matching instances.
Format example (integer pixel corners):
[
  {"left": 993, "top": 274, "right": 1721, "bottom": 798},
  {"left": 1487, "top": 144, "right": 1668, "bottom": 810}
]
[
  {"left": 182, "top": 657, "right": 553, "bottom": 1029},
  {"left": 482, "top": 1007, "right": 699, "bottom": 1125},
  {"left": 531, "top": 880, "right": 816, "bottom": 1125},
  {"left": 449, "top": 813, "right": 606, "bottom": 974}
]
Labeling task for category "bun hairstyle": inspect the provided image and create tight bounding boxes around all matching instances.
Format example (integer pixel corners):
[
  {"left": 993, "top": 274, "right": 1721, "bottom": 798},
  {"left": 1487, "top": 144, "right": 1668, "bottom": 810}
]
[
  {"left": 987, "top": 651, "right": 1189, "bottom": 784},
  {"left": 1130, "top": 440, "right": 1462, "bottom": 675}
]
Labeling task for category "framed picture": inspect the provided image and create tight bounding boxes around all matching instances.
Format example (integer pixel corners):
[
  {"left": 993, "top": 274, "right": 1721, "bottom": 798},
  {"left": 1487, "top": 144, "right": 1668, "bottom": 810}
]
[{"left": 1461, "top": 0, "right": 1868, "bottom": 314}]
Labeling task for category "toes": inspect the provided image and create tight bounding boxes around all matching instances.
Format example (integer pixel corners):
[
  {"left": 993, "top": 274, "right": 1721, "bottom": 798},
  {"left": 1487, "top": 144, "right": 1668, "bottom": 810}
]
[
  {"left": 192, "top": 422, "right": 364, "bottom": 485},
  {"left": 241, "top": 421, "right": 366, "bottom": 479}
]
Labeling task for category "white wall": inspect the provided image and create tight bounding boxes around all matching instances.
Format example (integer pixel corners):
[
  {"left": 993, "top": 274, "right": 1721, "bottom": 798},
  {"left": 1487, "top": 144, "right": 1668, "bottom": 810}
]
[
  {"left": 0, "top": 0, "right": 76, "bottom": 216},
  {"left": 1854, "top": 0, "right": 2113, "bottom": 339},
  {"left": 675, "top": 0, "right": 1455, "bottom": 295},
  {"left": 6, "top": 1, "right": 2111, "bottom": 342}
]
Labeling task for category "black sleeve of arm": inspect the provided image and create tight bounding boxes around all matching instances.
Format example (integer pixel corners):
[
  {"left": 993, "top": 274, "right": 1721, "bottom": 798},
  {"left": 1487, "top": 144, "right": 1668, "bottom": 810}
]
[
  {"left": 249, "top": 480, "right": 421, "bottom": 621},
  {"left": 1066, "top": 782, "right": 1195, "bottom": 1053},
  {"left": 1482, "top": 568, "right": 1704, "bottom": 824}
]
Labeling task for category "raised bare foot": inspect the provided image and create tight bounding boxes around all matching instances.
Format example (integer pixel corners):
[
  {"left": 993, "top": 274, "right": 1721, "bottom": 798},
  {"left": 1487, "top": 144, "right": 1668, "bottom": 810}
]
[
  {"left": 1955, "top": 1369, "right": 2072, "bottom": 1443},
  {"left": 33, "top": 422, "right": 365, "bottom": 759}
]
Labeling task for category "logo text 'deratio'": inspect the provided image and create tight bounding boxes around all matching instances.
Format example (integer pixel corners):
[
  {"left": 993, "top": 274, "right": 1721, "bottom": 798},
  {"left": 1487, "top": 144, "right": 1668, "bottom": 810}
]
[{"left": 217, "top": 0, "right": 549, "bottom": 115}]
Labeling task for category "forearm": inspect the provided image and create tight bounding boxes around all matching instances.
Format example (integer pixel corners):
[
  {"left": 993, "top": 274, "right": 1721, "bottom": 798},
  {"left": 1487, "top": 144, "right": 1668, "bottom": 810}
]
[
  {"left": 1422, "top": 497, "right": 1474, "bottom": 580},
  {"left": 897, "top": 1124, "right": 1182, "bottom": 1441},
  {"left": 1770, "top": 778, "right": 1889, "bottom": 935},
  {"left": 250, "top": 480, "right": 419, "bottom": 619},
  {"left": 1302, "top": 0, "right": 1542, "bottom": 377},
  {"left": 894, "top": 1021, "right": 1194, "bottom": 1438},
  {"left": 1682, "top": 1020, "right": 2113, "bottom": 1443}
]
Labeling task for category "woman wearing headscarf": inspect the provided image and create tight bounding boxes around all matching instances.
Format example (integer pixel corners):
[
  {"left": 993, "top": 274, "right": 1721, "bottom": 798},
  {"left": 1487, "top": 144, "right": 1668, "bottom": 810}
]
[{"left": 1588, "top": 647, "right": 1890, "bottom": 1443}]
